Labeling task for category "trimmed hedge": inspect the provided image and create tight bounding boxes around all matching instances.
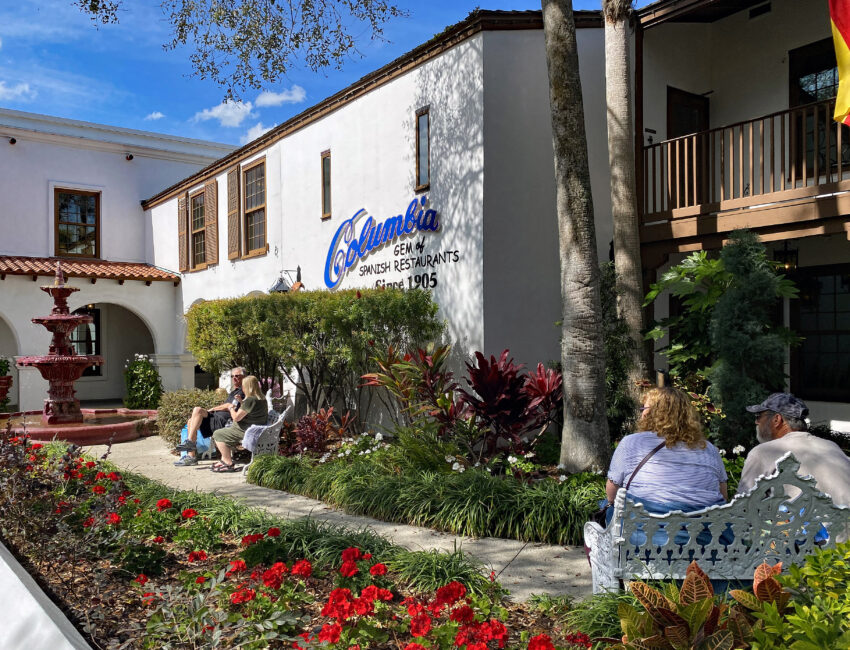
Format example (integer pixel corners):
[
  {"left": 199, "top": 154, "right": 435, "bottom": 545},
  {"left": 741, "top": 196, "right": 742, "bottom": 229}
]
[
  {"left": 157, "top": 388, "right": 219, "bottom": 447},
  {"left": 247, "top": 454, "right": 604, "bottom": 545}
]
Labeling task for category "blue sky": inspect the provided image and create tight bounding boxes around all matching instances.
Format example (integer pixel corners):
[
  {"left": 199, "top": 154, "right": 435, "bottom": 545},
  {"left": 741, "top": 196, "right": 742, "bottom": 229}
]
[{"left": 0, "top": 1, "right": 651, "bottom": 146}]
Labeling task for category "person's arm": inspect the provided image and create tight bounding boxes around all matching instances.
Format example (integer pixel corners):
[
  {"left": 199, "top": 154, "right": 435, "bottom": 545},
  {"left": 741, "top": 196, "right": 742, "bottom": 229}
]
[
  {"left": 228, "top": 402, "right": 248, "bottom": 423},
  {"left": 719, "top": 482, "right": 728, "bottom": 502},
  {"left": 606, "top": 479, "right": 620, "bottom": 504},
  {"left": 737, "top": 453, "right": 763, "bottom": 495}
]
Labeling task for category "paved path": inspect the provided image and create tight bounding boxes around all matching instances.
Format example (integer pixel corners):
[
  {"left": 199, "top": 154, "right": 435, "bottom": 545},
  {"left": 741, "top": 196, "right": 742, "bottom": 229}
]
[{"left": 83, "top": 436, "right": 592, "bottom": 602}]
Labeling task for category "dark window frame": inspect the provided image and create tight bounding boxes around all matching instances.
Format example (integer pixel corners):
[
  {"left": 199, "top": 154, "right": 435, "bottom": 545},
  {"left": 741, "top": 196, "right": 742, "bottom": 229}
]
[
  {"left": 321, "top": 150, "right": 332, "bottom": 220},
  {"left": 789, "top": 263, "right": 850, "bottom": 402},
  {"left": 415, "top": 107, "right": 430, "bottom": 192},
  {"left": 242, "top": 158, "right": 267, "bottom": 257},
  {"left": 189, "top": 188, "right": 206, "bottom": 270},
  {"left": 54, "top": 188, "right": 100, "bottom": 259}
]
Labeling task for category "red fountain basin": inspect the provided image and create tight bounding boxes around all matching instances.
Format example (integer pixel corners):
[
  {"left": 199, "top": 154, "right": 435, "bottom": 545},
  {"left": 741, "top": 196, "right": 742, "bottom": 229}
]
[{"left": 0, "top": 408, "right": 157, "bottom": 445}]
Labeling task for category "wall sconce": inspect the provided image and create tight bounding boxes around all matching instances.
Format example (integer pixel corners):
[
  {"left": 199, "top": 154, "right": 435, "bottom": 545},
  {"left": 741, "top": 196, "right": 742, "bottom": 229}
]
[
  {"left": 773, "top": 242, "right": 798, "bottom": 271},
  {"left": 125, "top": 153, "right": 134, "bottom": 161},
  {"left": 9, "top": 137, "right": 16, "bottom": 145},
  {"left": 269, "top": 267, "right": 302, "bottom": 293}
]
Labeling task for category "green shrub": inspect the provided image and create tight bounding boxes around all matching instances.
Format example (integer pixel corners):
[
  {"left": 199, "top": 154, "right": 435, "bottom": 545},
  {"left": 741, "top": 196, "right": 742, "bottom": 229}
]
[
  {"left": 185, "top": 288, "right": 443, "bottom": 426},
  {"left": 752, "top": 541, "right": 850, "bottom": 649},
  {"left": 117, "top": 540, "right": 167, "bottom": 576},
  {"left": 247, "top": 450, "right": 605, "bottom": 545},
  {"left": 123, "top": 354, "right": 164, "bottom": 409},
  {"left": 156, "top": 389, "right": 219, "bottom": 447},
  {"left": 563, "top": 589, "right": 639, "bottom": 642}
]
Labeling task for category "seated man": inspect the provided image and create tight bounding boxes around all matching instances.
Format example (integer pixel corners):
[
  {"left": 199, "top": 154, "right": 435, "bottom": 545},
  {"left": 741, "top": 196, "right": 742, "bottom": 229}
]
[
  {"left": 740, "top": 392, "right": 850, "bottom": 541},
  {"left": 174, "top": 367, "right": 245, "bottom": 466},
  {"left": 210, "top": 375, "right": 269, "bottom": 472}
]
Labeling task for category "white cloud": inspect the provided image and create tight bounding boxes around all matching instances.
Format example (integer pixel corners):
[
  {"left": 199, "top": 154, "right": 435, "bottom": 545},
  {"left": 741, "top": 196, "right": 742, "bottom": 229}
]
[
  {"left": 192, "top": 100, "right": 254, "bottom": 128},
  {"left": 241, "top": 122, "right": 274, "bottom": 145},
  {"left": 144, "top": 111, "right": 165, "bottom": 121},
  {"left": 0, "top": 81, "right": 36, "bottom": 101},
  {"left": 255, "top": 85, "right": 306, "bottom": 107}
]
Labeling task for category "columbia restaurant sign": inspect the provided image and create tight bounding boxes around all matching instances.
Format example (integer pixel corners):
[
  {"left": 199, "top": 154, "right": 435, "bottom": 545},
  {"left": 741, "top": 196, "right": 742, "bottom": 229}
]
[{"left": 325, "top": 196, "right": 459, "bottom": 290}]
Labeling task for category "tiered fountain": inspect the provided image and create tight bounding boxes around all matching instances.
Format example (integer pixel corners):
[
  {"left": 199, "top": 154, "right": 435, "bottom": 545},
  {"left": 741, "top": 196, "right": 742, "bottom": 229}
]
[
  {"left": 18, "top": 263, "right": 104, "bottom": 424},
  {"left": 2, "top": 262, "right": 156, "bottom": 444}
]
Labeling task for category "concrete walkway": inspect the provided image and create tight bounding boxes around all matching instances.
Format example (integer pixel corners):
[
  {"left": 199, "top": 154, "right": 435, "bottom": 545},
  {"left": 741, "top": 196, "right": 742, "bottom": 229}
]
[{"left": 83, "top": 436, "right": 592, "bottom": 602}]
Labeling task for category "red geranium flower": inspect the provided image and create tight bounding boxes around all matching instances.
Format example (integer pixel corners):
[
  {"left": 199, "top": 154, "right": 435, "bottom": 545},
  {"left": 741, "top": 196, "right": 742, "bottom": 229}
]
[
  {"left": 85, "top": 461, "right": 96, "bottom": 469},
  {"left": 321, "top": 588, "right": 354, "bottom": 621},
  {"left": 152, "top": 536, "right": 165, "bottom": 544},
  {"left": 450, "top": 604, "right": 475, "bottom": 624},
  {"left": 82, "top": 516, "right": 95, "bottom": 528},
  {"left": 318, "top": 623, "right": 341, "bottom": 644},
  {"left": 30, "top": 443, "right": 43, "bottom": 450},
  {"left": 95, "top": 471, "right": 107, "bottom": 480},
  {"left": 369, "top": 563, "right": 387, "bottom": 576},
  {"left": 188, "top": 550, "right": 208, "bottom": 562},
  {"left": 227, "top": 559, "right": 248, "bottom": 575},
  {"left": 92, "top": 485, "right": 106, "bottom": 494},
  {"left": 107, "top": 472, "right": 121, "bottom": 481},
  {"left": 195, "top": 576, "right": 207, "bottom": 584},
  {"left": 362, "top": 553, "right": 372, "bottom": 560},
  {"left": 262, "top": 562, "right": 288, "bottom": 589},
  {"left": 134, "top": 574, "right": 149, "bottom": 586},
  {"left": 404, "top": 645, "right": 427, "bottom": 650},
  {"left": 241, "top": 533, "right": 264, "bottom": 546},
  {"left": 353, "top": 596, "right": 374, "bottom": 616},
  {"left": 291, "top": 559, "right": 312, "bottom": 578},
  {"left": 488, "top": 620, "right": 508, "bottom": 648},
  {"left": 528, "top": 634, "right": 556, "bottom": 650},
  {"left": 106, "top": 512, "right": 121, "bottom": 525},
  {"left": 410, "top": 613, "right": 432, "bottom": 637},
  {"left": 340, "top": 560, "right": 359, "bottom": 577},
  {"left": 266, "top": 526, "right": 281, "bottom": 537},
  {"left": 341, "top": 547, "right": 362, "bottom": 563},
  {"left": 230, "top": 587, "right": 256, "bottom": 604},
  {"left": 181, "top": 508, "right": 198, "bottom": 519},
  {"left": 156, "top": 498, "right": 172, "bottom": 511}
]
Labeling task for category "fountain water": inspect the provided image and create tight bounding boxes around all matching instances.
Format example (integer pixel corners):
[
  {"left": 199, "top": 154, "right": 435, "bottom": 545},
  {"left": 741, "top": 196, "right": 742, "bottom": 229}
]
[{"left": 2, "top": 262, "right": 156, "bottom": 444}]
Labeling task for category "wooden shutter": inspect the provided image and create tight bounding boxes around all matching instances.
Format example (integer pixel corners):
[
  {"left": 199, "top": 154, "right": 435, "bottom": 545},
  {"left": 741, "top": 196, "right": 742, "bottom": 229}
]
[
  {"left": 227, "top": 167, "right": 241, "bottom": 259},
  {"left": 177, "top": 193, "right": 188, "bottom": 272},
  {"left": 204, "top": 179, "right": 218, "bottom": 265}
]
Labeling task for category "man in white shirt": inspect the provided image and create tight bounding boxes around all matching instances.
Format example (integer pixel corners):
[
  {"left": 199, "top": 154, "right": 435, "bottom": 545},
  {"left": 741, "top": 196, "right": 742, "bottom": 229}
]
[{"left": 739, "top": 392, "right": 850, "bottom": 509}]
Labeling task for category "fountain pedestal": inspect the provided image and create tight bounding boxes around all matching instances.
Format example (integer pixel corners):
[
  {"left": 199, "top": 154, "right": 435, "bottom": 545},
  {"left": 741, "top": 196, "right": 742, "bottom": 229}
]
[{"left": 16, "top": 264, "right": 103, "bottom": 425}]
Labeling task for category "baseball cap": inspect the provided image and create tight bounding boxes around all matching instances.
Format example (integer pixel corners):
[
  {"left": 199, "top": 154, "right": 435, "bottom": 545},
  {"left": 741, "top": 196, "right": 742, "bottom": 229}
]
[{"left": 745, "top": 393, "right": 809, "bottom": 420}]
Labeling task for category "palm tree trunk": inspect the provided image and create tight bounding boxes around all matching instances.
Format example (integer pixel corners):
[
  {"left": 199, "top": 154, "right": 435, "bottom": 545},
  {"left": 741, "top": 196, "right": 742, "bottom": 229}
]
[
  {"left": 541, "top": 0, "right": 610, "bottom": 472},
  {"left": 604, "top": 1, "right": 648, "bottom": 396}
]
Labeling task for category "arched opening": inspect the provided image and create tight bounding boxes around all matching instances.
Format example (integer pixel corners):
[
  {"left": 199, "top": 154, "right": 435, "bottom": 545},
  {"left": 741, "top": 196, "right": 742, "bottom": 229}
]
[
  {"left": 0, "top": 316, "right": 20, "bottom": 410},
  {"left": 71, "top": 302, "right": 155, "bottom": 405}
]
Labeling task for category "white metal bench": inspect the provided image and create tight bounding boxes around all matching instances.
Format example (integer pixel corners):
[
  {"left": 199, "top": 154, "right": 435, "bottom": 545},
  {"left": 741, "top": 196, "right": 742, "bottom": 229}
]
[
  {"left": 240, "top": 404, "right": 292, "bottom": 476},
  {"left": 583, "top": 453, "right": 850, "bottom": 593}
]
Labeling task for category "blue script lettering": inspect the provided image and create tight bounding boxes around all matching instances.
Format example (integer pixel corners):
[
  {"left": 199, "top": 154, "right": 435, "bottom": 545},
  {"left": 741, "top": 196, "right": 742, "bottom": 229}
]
[{"left": 324, "top": 196, "right": 440, "bottom": 289}]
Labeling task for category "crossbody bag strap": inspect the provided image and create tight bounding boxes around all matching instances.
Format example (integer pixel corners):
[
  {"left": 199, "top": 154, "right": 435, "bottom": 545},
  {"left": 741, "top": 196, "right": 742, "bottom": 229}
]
[{"left": 624, "top": 441, "right": 666, "bottom": 491}]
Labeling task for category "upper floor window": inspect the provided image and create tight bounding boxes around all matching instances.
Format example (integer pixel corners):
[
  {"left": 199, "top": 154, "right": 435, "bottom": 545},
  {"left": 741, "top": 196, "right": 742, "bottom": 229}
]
[
  {"left": 790, "top": 38, "right": 837, "bottom": 107},
  {"left": 321, "top": 150, "right": 332, "bottom": 219},
  {"left": 190, "top": 190, "right": 206, "bottom": 269},
  {"left": 243, "top": 160, "right": 266, "bottom": 255},
  {"left": 55, "top": 188, "right": 99, "bottom": 258},
  {"left": 416, "top": 107, "right": 430, "bottom": 190}
]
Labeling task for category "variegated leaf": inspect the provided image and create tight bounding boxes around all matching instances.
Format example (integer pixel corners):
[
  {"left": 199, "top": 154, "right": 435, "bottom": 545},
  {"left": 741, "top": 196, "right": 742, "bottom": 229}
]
[
  {"left": 727, "top": 608, "right": 753, "bottom": 647},
  {"left": 754, "top": 576, "right": 783, "bottom": 603},
  {"left": 680, "top": 569, "right": 713, "bottom": 605},
  {"left": 729, "top": 589, "right": 762, "bottom": 611},
  {"left": 648, "top": 607, "right": 688, "bottom": 630},
  {"left": 753, "top": 561, "right": 781, "bottom": 592},
  {"left": 663, "top": 624, "right": 691, "bottom": 649},
  {"left": 696, "top": 629, "right": 734, "bottom": 650},
  {"left": 631, "top": 582, "right": 676, "bottom": 613},
  {"left": 679, "top": 598, "right": 713, "bottom": 634}
]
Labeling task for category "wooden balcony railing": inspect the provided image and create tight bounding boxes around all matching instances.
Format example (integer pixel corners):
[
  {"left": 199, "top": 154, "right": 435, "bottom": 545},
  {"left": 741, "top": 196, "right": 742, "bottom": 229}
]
[{"left": 642, "top": 97, "right": 850, "bottom": 222}]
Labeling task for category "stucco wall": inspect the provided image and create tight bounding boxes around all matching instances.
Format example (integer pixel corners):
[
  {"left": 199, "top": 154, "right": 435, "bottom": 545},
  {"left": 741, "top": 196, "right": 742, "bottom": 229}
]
[{"left": 481, "top": 26, "right": 609, "bottom": 368}]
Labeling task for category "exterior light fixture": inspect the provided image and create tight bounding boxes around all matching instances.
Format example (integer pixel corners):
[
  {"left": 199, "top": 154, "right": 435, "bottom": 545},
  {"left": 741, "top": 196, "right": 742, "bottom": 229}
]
[
  {"left": 125, "top": 153, "right": 134, "bottom": 161},
  {"left": 9, "top": 137, "right": 16, "bottom": 145},
  {"left": 269, "top": 267, "right": 303, "bottom": 293},
  {"left": 773, "top": 242, "right": 798, "bottom": 271}
]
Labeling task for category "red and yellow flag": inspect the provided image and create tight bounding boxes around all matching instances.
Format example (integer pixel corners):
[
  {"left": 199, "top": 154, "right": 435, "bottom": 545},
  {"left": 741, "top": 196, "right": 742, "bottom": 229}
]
[{"left": 830, "top": 0, "right": 850, "bottom": 124}]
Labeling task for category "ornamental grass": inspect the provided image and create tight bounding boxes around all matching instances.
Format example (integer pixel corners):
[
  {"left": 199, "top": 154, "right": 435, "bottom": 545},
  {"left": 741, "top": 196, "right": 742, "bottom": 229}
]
[
  {"left": 246, "top": 453, "right": 604, "bottom": 546},
  {"left": 0, "top": 434, "right": 595, "bottom": 649}
]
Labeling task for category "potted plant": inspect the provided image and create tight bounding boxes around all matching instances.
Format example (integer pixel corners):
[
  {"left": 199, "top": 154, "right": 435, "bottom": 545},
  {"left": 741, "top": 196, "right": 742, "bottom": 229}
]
[{"left": 0, "top": 357, "right": 12, "bottom": 411}]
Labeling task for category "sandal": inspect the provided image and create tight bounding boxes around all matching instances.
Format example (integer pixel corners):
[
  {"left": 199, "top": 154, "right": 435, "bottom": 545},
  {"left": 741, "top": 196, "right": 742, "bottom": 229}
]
[{"left": 210, "top": 462, "right": 238, "bottom": 473}]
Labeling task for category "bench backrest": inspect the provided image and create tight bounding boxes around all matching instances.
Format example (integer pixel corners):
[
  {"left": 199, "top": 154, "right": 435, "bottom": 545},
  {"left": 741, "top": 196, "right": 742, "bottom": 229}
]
[{"left": 612, "top": 453, "right": 850, "bottom": 583}]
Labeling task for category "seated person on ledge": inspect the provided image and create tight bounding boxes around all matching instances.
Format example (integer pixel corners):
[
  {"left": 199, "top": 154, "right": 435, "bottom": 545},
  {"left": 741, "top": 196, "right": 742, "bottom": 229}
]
[
  {"left": 174, "top": 367, "right": 245, "bottom": 466},
  {"left": 210, "top": 374, "right": 269, "bottom": 473}
]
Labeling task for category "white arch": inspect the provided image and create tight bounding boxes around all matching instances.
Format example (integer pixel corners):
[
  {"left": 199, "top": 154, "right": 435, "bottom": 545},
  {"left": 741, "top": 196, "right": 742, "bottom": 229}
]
[
  {"left": 68, "top": 297, "right": 160, "bottom": 353},
  {"left": 0, "top": 313, "right": 21, "bottom": 357}
]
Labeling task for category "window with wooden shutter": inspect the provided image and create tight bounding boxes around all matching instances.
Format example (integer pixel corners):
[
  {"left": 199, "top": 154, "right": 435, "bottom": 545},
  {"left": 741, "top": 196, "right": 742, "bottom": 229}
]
[
  {"left": 227, "top": 167, "right": 241, "bottom": 259},
  {"left": 242, "top": 158, "right": 267, "bottom": 257},
  {"left": 321, "top": 150, "right": 331, "bottom": 219},
  {"left": 177, "top": 193, "right": 188, "bottom": 272},
  {"left": 204, "top": 179, "right": 218, "bottom": 265},
  {"left": 190, "top": 189, "right": 206, "bottom": 269}
]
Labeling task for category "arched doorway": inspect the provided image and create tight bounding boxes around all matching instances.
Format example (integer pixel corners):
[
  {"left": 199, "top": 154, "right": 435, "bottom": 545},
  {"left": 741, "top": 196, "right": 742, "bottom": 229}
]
[
  {"left": 70, "top": 302, "right": 155, "bottom": 405},
  {"left": 0, "top": 316, "right": 20, "bottom": 409}
]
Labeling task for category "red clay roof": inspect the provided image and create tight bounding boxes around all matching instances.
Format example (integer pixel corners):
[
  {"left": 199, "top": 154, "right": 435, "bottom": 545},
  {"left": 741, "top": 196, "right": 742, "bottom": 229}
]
[{"left": 0, "top": 256, "right": 180, "bottom": 284}]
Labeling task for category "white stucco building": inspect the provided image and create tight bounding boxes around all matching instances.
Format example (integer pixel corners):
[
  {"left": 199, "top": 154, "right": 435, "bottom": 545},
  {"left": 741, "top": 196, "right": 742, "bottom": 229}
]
[{"left": 0, "top": 108, "right": 234, "bottom": 410}]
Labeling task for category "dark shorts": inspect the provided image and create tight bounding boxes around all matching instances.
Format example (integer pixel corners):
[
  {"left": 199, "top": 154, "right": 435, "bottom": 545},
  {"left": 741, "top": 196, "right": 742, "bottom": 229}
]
[{"left": 199, "top": 410, "right": 232, "bottom": 438}]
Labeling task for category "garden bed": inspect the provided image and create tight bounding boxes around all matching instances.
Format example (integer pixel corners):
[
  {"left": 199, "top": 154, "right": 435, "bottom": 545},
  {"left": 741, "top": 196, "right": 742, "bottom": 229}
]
[{"left": 0, "top": 434, "right": 596, "bottom": 649}]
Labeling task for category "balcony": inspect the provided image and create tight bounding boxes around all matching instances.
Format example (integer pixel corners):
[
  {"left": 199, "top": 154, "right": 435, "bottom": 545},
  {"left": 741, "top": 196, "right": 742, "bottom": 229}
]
[{"left": 640, "top": 97, "right": 850, "bottom": 252}]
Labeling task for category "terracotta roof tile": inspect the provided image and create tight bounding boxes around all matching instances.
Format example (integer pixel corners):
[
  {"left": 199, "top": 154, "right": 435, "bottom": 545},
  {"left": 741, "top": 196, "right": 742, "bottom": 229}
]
[{"left": 0, "top": 256, "right": 180, "bottom": 284}]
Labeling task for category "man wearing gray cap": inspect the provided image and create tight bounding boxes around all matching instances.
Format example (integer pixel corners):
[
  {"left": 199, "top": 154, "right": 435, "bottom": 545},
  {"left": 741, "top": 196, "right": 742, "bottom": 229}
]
[{"left": 738, "top": 392, "right": 850, "bottom": 508}]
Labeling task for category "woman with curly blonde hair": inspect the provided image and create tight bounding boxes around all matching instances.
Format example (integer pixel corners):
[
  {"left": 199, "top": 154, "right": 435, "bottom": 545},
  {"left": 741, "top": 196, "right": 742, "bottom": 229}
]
[{"left": 604, "top": 387, "right": 727, "bottom": 516}]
